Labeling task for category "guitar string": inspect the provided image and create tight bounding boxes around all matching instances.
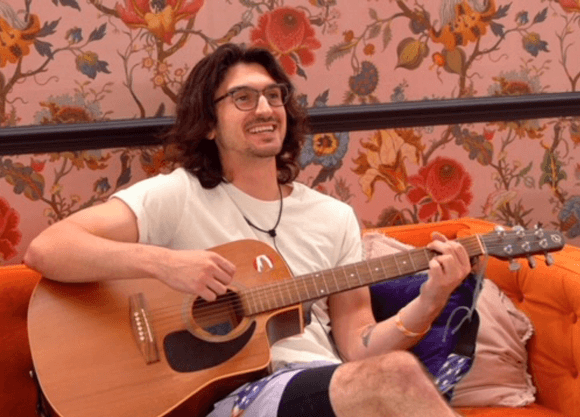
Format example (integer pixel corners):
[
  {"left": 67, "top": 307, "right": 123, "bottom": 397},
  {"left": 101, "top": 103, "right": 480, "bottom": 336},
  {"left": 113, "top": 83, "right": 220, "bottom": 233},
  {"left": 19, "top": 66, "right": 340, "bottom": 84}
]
[
  {"left": 148, "top": 237, "right": 549, "bottom": 327},
  {"left": 147, "top": 232, "right": 553, "bottom": 324},
  {"left": 146, "top": 232, "right": 556, "bottom": 327}
]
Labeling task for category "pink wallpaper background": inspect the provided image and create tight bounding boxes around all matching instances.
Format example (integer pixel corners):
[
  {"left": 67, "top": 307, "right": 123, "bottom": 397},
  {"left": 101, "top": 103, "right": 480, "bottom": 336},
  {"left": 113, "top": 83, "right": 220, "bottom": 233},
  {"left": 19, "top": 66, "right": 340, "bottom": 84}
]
[{"left": 0, "top": 0, "right": 579, "bottom": 265}]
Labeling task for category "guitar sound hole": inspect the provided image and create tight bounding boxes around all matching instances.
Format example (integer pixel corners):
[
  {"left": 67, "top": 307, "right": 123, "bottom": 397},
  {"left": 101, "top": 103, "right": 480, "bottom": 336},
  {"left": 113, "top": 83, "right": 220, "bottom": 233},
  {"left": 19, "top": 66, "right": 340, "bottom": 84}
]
[{"left": 192, "top": 289, "right": 245, "bottom": 336}]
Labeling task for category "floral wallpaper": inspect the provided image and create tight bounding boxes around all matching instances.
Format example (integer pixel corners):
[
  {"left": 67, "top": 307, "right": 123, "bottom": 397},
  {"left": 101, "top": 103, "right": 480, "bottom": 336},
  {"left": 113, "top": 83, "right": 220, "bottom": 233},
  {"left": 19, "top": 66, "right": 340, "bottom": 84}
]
[{"left": 0, "top": 0, "right": 579, "bottom": 266}]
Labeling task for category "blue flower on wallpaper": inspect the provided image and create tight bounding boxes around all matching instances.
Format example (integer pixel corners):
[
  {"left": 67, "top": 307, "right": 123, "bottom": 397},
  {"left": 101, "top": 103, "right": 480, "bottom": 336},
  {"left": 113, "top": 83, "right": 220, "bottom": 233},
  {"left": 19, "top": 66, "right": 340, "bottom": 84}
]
[
  {"left": 76, "top": 51, "right": 111, "bottom": 79},
  {"left": 299, "top": 131, "right": 349, "bottom": 169},
  {"left": 522, "top": 32, "right": 549, "bottom": 57},
  {"left": 66, "top": 27, "right": 83, "bottom": 44},
  {"left": 93, "top": 177, "right": 111, "bottom": 194},
  {"left": 515, "top": 11, "right": 529, "bottom": 25},
  {"left": 559, "top": 196, "right": 580, "bottom": 238}
]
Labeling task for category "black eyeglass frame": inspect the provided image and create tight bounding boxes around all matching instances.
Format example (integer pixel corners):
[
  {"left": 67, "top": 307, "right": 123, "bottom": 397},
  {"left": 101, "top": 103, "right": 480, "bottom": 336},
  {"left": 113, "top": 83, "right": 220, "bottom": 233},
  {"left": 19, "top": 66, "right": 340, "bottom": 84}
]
[{"left": 213, "top": 83, "right": 291, "bottom": 111}]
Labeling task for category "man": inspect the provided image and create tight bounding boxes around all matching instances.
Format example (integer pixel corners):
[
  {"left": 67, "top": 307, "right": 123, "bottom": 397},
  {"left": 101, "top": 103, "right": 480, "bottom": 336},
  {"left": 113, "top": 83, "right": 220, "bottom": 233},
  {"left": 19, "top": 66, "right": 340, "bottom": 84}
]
[{"left": 24, "top": 43, "right": 471, "bottom": 417}]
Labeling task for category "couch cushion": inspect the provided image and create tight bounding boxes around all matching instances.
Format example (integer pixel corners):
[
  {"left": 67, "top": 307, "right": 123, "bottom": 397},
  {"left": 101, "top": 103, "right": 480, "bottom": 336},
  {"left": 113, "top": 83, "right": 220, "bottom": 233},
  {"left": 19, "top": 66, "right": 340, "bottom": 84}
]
[{"left": 457, "top": 403, "right": 568, "bottom": 416}]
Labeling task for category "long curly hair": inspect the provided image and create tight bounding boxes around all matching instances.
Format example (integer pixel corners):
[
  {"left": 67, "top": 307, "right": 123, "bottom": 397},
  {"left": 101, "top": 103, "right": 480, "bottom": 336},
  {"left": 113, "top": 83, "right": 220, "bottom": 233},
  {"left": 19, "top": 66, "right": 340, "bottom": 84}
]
[{"left": 164, "top": 43, "right": 308, "bottom": 188}]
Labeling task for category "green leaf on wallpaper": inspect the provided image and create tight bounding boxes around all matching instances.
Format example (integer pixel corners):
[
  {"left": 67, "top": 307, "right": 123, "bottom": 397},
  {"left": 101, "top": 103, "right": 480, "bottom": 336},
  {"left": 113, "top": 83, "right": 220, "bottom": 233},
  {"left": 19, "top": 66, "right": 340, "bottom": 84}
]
[
  {"left": 53, "top": 0, "right": 81, "bottom": 10},
  {"left": 368, "top": 23, "right": 382, "bottom": 40},
  {"left": 34, "top": 40, "right": 54, "bottom": 59},
  {"left": 116, "top": 166, "right": 132, "bottom": 189},
  {"left": 490, "top": 21, "right": 505, "bottom": 37},
  {"left": 37, "top": 19, "right": 61, "bottom": 38},
  {"left": 533, "top": 8, "right": 548, "bottom": 24},
  {"left": 89, "top": 24, "right": 107, "bottom": 42},
  {"left": 539, "top": 150, "right": 567, "bottom": 188},
  {"left": 382, "top": 22, "right": 392, "bottom": 51},
  {"left": 494, "top": 3, "right": 511, "bottom": 20},
  {"left": 518, "top": 161, "right": 533, "bottom": 177},
  {"left": 313, "top": 90, "right": 330, "bottom": 107},
  {"left": 326, "top": 42, "right": 353, "bottom": 69},
  {"left": 369, "top": 8, "right": 379, "bottom": 20}
]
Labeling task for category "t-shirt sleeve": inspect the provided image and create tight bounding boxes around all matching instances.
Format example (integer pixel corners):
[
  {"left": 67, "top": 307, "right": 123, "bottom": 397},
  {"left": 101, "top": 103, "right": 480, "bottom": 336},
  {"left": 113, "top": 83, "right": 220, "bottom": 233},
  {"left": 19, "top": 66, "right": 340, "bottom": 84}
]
[{"left": 111, "top": 169, "right": 188, "bottom": 247}]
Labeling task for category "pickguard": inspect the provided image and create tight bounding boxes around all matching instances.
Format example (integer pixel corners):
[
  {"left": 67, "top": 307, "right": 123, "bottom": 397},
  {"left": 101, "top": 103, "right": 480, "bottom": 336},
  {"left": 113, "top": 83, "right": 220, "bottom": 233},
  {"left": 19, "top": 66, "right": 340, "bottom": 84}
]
[{"left": 163, "top": 322, "right": 256, "bottom": 372}]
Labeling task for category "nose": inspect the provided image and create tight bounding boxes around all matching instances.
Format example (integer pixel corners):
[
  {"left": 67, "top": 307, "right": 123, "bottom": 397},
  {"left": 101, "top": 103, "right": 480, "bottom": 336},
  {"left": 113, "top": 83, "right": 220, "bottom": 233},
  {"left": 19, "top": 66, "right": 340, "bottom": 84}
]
[{"left": 254, "top": 94, "right": 274, "bottom": 115}]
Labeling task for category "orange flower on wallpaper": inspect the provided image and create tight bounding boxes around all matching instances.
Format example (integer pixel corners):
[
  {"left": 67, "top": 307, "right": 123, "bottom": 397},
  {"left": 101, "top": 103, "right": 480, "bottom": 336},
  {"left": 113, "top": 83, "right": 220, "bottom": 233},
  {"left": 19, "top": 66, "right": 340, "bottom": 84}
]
[
  {"left": 0, "top": 197, "right": 22, "bottom": 261},
  {"left": 250, "top": 7, "right": 322, "bottom": 76},
  {"left": 407, "top": 157, "right": 473, "bottom": 222},
  {"left": 116, "top": 0, "right": 205, "bottom": 44},
  {"left": 0, "top": 14, "right": 41, "bottom": 67},
  {"left": 430, "top": 0, "right": 497, "bottom": 51},
  {"left": 352, "top": 129, "right": 424, "bottom": 200},
  {"left": 558, "top": 0, "right": 580, "bottom": 13}
]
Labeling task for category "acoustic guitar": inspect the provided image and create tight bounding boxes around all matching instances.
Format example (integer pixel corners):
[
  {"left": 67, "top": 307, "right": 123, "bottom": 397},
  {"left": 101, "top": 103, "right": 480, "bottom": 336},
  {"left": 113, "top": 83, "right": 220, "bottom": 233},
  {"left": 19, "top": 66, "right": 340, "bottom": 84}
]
[{"left": 27, "top": 227, "right": 564, "bottom": 417}]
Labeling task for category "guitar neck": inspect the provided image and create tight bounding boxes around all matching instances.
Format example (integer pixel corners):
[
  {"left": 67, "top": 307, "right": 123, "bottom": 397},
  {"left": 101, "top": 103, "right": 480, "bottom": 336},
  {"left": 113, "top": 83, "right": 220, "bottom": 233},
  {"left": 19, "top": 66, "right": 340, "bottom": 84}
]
[{"left": 241, "top": 235, "right": 485, "bottom": 316}]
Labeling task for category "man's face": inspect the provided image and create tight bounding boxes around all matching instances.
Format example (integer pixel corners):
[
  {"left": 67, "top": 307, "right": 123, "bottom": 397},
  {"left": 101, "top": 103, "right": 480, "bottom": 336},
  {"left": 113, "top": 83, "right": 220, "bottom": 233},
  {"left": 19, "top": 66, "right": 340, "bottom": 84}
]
[{"left": 209, "top": 63, "right": 288, "bottom": 165}]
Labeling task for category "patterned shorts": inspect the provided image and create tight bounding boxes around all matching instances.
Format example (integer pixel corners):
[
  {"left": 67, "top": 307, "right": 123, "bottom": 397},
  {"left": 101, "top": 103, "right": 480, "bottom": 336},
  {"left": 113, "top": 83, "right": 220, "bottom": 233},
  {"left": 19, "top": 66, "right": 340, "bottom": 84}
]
[{"left": 205, "top": 361, "right": 338, "bottom": 417}]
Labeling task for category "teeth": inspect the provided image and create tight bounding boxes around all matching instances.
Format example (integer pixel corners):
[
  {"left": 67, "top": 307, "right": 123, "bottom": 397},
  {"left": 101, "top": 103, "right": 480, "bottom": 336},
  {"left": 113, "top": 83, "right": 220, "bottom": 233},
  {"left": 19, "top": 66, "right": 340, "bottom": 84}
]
[{"left": 249, "top": 125, "right": 275, "bottom": 133}]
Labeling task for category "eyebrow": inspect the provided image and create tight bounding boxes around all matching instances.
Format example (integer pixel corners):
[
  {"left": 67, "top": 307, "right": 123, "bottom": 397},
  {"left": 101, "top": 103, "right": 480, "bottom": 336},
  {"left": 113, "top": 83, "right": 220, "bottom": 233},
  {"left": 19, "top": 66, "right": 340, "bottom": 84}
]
[{"left": 227, "top": 83, "right": 281, "bottom": 92}]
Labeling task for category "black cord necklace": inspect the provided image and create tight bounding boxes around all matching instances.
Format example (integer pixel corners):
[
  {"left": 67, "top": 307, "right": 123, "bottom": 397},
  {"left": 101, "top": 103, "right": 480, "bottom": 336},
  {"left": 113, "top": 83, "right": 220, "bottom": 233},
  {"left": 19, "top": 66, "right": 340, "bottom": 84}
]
[{"left": 242, "top": 182, "right": 284, "bottom": 238}]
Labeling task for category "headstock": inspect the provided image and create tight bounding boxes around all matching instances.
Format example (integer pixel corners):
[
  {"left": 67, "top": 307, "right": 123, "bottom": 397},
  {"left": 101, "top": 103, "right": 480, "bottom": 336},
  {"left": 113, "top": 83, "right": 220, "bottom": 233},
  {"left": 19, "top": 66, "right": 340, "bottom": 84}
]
[{"left": 480, "top": 225, "right": 565, "bottom": 270}]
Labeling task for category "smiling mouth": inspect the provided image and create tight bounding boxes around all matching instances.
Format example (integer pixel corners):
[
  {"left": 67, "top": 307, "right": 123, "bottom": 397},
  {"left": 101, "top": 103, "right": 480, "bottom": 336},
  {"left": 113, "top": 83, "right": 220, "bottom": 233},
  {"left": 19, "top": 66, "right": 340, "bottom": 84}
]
[{"left": 247, "top": 124, "right": 276, "bottom": 134}]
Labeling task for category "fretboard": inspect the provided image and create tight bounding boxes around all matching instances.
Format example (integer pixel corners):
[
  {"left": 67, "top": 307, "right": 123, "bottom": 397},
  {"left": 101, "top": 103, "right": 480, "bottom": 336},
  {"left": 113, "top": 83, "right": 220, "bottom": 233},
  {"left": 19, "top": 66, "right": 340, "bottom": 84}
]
[{"left": 240, "top": 235, "right": 485, "bottom": 316}]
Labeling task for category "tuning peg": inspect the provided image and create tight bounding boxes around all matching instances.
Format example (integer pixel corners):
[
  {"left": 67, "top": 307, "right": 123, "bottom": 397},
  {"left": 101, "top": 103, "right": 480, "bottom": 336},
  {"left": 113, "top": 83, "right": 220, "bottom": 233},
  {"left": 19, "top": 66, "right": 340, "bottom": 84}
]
[
  {"left": 527, "top": 256, "right": 537, "bottom": 269},
  {"left": 509, "top": 259, "right": 522, "bottom": 272},
  {"left": 494, "top": 226, "right": 506, "bottom": 238},
  {"left": 544, "top": 253, "right": 555, "bottom": 266},
  {"left": 512, "top": 225, "right": 525, "bottom": 238}
]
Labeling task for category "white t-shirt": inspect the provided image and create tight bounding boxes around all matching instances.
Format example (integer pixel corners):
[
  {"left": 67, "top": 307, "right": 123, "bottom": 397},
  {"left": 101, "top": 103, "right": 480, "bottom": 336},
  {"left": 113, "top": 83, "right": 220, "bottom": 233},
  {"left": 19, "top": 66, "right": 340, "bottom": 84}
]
[{"left": 113, "top": 167, "right": 362, "bottom": 369}]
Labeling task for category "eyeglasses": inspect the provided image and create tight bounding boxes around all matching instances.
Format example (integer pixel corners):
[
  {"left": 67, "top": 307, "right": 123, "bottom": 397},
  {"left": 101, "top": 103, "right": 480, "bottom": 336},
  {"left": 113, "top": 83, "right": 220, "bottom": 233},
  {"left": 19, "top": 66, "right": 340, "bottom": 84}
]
[{"left": 214, "top": 84, "right": 290, "bottom": 111}]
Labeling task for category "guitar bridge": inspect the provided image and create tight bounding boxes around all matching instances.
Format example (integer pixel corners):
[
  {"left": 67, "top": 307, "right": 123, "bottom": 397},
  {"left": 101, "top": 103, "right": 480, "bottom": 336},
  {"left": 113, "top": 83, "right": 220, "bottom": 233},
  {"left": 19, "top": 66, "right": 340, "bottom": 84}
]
[{"left": 129, "top": 293, "right": 160, "bottom": 365}]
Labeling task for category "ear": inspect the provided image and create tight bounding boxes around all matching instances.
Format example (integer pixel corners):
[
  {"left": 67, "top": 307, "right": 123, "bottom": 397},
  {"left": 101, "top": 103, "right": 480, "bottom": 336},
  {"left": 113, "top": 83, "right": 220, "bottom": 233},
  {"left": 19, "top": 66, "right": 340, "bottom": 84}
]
[{"left": 207, "top": 127, "right": 216, "bottom": 140}]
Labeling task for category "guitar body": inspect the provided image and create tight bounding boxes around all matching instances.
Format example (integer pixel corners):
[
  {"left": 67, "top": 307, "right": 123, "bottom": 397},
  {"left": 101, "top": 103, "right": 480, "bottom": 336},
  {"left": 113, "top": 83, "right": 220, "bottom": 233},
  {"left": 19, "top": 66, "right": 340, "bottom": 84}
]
[{"left": 28, "top": 240, "right": 303, "bottom": 417}]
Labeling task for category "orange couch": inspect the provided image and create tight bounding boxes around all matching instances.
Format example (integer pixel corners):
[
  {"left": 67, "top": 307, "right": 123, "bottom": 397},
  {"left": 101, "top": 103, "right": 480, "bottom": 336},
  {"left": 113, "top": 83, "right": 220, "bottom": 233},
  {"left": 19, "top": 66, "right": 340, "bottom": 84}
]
[{"left": 1, "top": 218, "right": 579, "bottom": 416}]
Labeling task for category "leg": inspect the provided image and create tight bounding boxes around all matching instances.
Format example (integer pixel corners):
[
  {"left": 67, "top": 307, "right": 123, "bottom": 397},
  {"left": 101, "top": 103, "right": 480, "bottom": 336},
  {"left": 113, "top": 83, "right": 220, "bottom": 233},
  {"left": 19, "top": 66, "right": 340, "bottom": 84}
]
[{"left": 329, "top": 351, "right": 458, "bottom": 417}]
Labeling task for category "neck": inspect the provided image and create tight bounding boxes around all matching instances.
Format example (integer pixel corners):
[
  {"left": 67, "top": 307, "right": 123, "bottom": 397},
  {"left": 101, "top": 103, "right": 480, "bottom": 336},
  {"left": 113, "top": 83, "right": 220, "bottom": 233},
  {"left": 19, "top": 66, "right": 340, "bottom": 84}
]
[{"left": 223, "top": 159, "right": 284, "bottom": 201}]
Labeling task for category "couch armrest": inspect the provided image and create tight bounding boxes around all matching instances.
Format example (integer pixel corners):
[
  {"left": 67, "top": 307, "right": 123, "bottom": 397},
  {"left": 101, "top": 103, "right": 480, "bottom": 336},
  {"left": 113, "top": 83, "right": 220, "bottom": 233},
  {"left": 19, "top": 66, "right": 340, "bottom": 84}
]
[
  {"left": 483, "top": 243, "right": 580, "bottom": 416},
  {"left": 0, "top": 265, "right": 42, "bottom": 416},
  {"left": 367, "top": 218, "right": 580, "bottom": 417}
]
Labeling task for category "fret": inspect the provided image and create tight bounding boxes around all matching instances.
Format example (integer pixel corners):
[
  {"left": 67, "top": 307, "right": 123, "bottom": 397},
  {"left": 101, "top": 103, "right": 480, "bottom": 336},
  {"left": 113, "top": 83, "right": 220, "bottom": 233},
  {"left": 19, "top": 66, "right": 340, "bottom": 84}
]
[
  {"left": 292, "top": 279, "right": 302, "bottom": 305},
  {"left": 421, "top": 248, "right": 431, "bottom": 268},
  {"left": 365, "top": 260, "right": 380, "bottom": 284},
  {"left": 341, "top": 265, "right": 356, "bottom": 289},
  {"left": 338, "top": 265, "right": 349, "bottom": 292},
  {"left": 329, "top": 268, "right": 340, "bottom": 293},
  {"left": 312, "top": 272, "right": 329, "bottom": 297},
  {"left": 240, "top": 291, "right": 253, "bottom": 315},
  {"left": 368, "top": 259, "right": 383, "bottom": 284},
  {"left": 301, "top": 275, "right": 311, "bottom": 299},
  {"left": 395, "top": 253, "right": 413, "bottom": 276},
  {"left": 392, "top": 253, "right": 403, "bottom": 276},
  {"left": 255, "top": 289, "right": 267, "bottom": 312},
  {"left": 353, "top": 263, "right": 364, "bottom": 286},
  {"left": 407, "top": 251, "right": 418, "bottom": 271},
  {"left": 409, "top": 250, "right": 425, "bottom": 272},
  {"left": 284, "top": 280, "right": 294, "bottom": 306},
  {"left": 320, "top": 272, "right": 331, "bottom": 295}
]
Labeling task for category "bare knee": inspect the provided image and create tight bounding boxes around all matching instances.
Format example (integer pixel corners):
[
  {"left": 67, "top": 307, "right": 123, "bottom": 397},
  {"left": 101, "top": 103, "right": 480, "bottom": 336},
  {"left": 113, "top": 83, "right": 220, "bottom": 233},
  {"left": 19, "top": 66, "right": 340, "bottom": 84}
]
[
  {"left": 329, "top": 352, "right": 449, "bottom": 417},
  {"left": 330, "top": 351, "right": 433, "bottom": 400}
]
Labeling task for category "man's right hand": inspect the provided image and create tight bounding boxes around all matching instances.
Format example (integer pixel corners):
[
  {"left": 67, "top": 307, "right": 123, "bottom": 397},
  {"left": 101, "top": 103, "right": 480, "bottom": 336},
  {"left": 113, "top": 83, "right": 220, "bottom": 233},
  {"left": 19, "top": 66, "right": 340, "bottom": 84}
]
[{"left": 158, "top": 250, "right": 236, "bottom": 301}]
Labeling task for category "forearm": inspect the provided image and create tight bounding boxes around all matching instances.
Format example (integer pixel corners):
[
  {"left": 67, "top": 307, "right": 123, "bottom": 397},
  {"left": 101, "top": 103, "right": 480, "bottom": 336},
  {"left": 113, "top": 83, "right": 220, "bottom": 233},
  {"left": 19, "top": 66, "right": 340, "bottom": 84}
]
[
  {"left": 24, "top": 221, "right": 167, "bottom": 283},
  {"left": 353, "top": 293, "right": 446, "bottom": 360}
]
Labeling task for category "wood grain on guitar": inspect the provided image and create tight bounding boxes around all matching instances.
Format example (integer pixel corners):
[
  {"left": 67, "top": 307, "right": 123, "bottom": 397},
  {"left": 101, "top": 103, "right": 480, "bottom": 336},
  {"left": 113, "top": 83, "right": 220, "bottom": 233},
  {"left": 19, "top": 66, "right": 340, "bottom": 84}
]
[{"left": 27, "top": 228, "right": 564, "bottom": 417}]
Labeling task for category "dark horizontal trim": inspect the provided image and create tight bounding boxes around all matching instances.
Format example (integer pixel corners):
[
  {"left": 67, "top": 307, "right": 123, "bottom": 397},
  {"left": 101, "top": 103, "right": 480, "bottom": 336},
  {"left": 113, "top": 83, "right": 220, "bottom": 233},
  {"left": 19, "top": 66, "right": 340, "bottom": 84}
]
[{"left": 1, "top": 92, "right": 580, "bottom": 155}]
